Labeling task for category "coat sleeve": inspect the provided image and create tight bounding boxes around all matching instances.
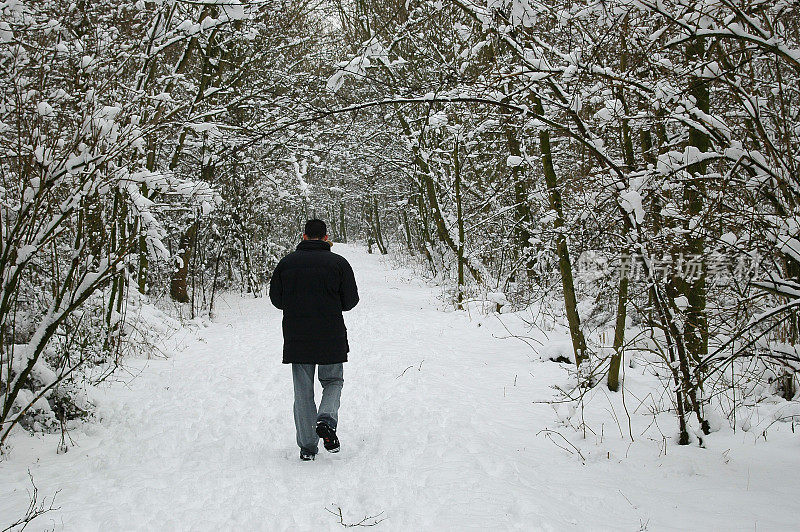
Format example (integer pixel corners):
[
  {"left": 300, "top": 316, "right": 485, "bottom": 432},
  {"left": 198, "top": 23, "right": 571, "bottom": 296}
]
[
  {"left": 269, "top": 261, "right": 283, "bottom": 309},
  {"left": 340, "top": 259, "right": 359, "bottom": 311}
]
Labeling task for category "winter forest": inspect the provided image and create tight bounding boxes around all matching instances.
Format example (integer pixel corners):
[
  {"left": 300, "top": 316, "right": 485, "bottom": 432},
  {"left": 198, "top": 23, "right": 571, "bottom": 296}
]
[{"left": 1, "top": 0, "right": 800, "bottom": 529}]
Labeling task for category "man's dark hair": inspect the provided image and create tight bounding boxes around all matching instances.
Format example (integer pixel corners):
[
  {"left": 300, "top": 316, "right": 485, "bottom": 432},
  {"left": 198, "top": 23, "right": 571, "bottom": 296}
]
[{"left": 304, "top": 219, "right": 327, "bottom": 239}]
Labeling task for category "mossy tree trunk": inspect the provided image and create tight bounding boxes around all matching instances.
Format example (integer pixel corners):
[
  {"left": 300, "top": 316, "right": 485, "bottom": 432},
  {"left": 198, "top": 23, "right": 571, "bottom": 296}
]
[
  {"left": 534, "top": 97, "right": 587, "bottom": 367},
  {"left": 609, "top": 37, "right": 635, "bottom": 391}
]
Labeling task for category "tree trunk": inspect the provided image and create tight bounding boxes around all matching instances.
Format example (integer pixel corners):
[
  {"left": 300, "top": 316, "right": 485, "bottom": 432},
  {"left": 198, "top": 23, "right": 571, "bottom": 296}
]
[
  {"left": 328, "top": 207, "right": 337, "bottom": 241},
  {"left": 416, "top": 192, "right": 435, "bottom": 270},
  {"left": 609, "top": 43, "right": 633, "bottom": 390},
  {"left": 137, "top": 184, "right": 150, "bottom": 294},
  {"left": 402, "top": 209, "right": 414, "bottom": 255},
  {"left": 170, "top": 221, "right": 198, "bottom": 303},
  {"left": 372, "top": 197, "right": 388, "bottom": 255},
  {"left": 657, "top": 37, "right": 711, "bottom": 438},
  {"left": 534, "top": 97, "right": 587, "bottom": 367},
  {"left": 339, "top": 203, "right": 347, "bottom": 243},
  {"left": 454, "top": 137, "right": 466, "bottom": 309},
  {"left": 608, "top": 274, "right": 628, "bottom": 391},
  {"left": 682, "top": 38, "right": 710, "bottom": 367},
  {"left": 502, "top": 115, "right": 535, "bottom": 278}
]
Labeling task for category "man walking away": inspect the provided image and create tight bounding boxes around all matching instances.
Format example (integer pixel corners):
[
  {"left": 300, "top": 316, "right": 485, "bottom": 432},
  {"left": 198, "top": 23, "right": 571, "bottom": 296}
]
[{"left": 269, "top": 219, "right": 359, "bottom": 461}]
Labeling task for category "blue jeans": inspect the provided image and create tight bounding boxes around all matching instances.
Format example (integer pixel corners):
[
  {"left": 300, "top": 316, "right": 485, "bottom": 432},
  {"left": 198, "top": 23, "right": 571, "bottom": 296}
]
[{"left": 292, "top": 363, "right": 344, "bottom": 454}]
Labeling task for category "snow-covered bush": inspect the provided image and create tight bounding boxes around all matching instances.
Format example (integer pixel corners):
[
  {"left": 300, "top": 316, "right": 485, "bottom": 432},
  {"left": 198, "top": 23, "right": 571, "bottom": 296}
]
[{"left": 0, "top": 0, "right": 216, "bottom": 446}]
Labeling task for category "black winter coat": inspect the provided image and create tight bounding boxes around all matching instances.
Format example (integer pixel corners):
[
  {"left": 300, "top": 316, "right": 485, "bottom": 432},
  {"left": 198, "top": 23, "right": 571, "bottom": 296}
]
[{"left": 268, "top": 240, "right": 359, "bottom": 364}]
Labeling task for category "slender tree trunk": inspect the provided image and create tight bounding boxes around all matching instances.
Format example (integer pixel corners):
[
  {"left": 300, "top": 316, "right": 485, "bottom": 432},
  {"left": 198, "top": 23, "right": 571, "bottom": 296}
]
[
  {"left": 372, "top": 197, "right": 388, "bottom": 255},
  {"left": 682, "top": 38, "right": 710, "bottom": 367},
  {"left": 170, "top": 221, "right": 198, "bottom": 303},
  {"left": 608, "top": 275, "right": 628, "bottom": 391},
  {"left": 534, "top": 97, "right": 587, "bottom": 367},
  {"left": 416, "top": 192, "right": 435, "bottom": 270},
  {"left": 137, "top": 186, "right": 149, "bottom": 294},
  {"left": 105, "top": 191, "right": 121, "bottom": 330},
  {"left": 658, "top": 38, "right": 711, "bottom": 437},
  {"left": 339, "top": 202, "right": 347, "bottom": 243},
  {"left": 328, "top": 206, "right": 337, "bottom": 240},
  {"left": 502, "top": 115, "right": 534, "bottom": 278},
  {"left": 454, "top": 137, "right": 466, "bottom": 308},
  {"left": 402, "top": 209, "right": 414, "bottom": 255},
  {"left": 609, "top": 43, "right": 634, "bottom": 390}
]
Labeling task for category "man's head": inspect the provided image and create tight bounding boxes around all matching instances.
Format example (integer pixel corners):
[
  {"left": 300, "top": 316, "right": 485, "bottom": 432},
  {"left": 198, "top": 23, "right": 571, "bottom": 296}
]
[{"left": 303, "top": 219, "right": 328, "bottom": 240}]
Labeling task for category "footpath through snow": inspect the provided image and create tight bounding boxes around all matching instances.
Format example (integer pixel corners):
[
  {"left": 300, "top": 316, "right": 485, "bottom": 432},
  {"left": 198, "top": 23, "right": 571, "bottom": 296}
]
[{"left": 2, "top": 244, "right": 799, "bottom": 530}]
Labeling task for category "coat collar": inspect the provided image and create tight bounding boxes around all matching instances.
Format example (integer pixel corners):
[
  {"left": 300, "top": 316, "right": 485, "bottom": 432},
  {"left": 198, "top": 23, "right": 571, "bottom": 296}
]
[{"left": 297, "top": 239, "right": 331, "bottom": 252}]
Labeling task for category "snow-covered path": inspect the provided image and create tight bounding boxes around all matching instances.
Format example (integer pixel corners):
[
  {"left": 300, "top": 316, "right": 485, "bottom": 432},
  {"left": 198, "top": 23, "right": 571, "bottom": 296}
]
[{"left": 3, "top": 245, "right": 799, "bottom": 531}]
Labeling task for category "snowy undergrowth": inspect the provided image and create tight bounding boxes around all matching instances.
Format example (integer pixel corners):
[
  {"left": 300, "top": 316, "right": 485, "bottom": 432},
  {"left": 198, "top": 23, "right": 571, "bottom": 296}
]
[
  {"left": 387, "top": 242, "right": 800, "bottom": 524},
  {"left": 0, "top": 289, "right": 191, "bottom": 456},
  {"left": 490, "top": 293, "right": 800, "bottom": 450},
  {"left": 383, "top": 239, "right": 800, "bottom": 460},
  {"left": 1, "top": 245, "right": 798, "bottom": 530}
]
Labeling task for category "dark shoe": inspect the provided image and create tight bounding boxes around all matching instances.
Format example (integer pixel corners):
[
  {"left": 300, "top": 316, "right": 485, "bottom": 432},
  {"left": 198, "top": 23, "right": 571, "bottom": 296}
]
[
  {"left": 300, "top": 449, "right": 316, "bottom": 461},
  {"left": 316, "top": 421, "right": 340, "bottom": 453}
]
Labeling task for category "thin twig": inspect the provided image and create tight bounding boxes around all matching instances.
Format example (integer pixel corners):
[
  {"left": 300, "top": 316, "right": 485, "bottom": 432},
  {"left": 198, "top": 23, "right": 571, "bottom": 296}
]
[
  {"left": 1, "top": 470, "right": 60, "bottom": 532},
  {"left": 537, "top": 429, "right": 586, "bottom": 461},
  {"left": 325, "top": 506, "right": 386, "bottom": 528}
]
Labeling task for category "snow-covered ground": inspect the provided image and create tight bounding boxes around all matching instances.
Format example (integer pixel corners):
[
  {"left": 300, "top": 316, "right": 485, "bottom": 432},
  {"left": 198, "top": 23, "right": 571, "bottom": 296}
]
[{"left": 2, "top": 244, "right": 799, "bottom": 530}]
